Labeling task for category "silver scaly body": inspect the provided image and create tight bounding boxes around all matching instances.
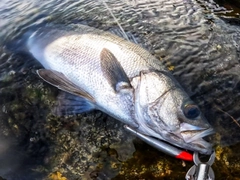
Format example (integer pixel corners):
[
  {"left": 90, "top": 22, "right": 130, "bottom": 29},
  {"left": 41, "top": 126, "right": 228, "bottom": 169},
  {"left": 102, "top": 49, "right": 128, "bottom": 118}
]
[{"left": 27, "top": 24, "right": 214, "bottom": 154}]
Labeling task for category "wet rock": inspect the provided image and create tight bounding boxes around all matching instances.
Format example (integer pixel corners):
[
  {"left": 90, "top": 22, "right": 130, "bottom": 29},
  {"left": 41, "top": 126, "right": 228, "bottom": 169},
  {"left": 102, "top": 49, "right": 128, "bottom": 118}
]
[{"left": 1, "top": 0, "right": 240, "bottom": 179}]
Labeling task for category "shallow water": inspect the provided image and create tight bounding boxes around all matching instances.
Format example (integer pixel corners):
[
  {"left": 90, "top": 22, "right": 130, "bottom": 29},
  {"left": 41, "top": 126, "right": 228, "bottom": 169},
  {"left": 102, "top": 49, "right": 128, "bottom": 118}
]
[{"left": 1, "top": 0, "right": 240, "bottom": 179}]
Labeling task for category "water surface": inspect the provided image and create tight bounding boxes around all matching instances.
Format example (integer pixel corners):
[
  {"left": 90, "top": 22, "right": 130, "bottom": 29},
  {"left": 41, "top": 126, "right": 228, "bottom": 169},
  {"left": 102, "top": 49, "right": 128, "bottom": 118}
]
[{"left": 1, "top": 0, "right": 240, "bottom": 179}]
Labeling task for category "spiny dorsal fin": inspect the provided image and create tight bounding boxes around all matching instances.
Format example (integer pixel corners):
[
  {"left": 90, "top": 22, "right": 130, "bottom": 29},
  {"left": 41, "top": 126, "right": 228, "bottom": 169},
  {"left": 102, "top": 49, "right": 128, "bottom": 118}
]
[
  {"left": 37, "top": 69, "right": 95, "bottom": 102},
  {"left": 100, "top": 48, "right": 131, "bottom": 92}
]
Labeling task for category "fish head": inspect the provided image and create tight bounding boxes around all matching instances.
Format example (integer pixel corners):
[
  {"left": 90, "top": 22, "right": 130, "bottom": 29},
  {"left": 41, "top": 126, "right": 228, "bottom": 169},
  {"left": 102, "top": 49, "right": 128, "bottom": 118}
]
[{"left": 132, "top": 71, "right": 214, "bottom": 154}]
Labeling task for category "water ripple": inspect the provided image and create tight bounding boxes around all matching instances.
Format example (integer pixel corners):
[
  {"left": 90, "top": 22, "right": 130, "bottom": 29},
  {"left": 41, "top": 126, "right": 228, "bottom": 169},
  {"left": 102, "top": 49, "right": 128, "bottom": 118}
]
[{"left": 0, "top": 0, "right": 240, "bottom": 178}]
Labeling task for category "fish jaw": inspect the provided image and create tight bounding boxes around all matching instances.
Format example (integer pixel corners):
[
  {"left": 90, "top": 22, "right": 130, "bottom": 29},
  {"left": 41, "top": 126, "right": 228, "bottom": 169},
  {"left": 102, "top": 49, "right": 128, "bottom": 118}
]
[
  {"left": 179, "top": 123, "right": 214, "bottom": 144},
  {"left": 135, "top": 121, "right": 214, "bottom": 154},
  {"left": 180, "top": 128, "right": 215, "bottom": 149},
  {"left": 166, "top": 126, "right": 215, "bottom": 154}
]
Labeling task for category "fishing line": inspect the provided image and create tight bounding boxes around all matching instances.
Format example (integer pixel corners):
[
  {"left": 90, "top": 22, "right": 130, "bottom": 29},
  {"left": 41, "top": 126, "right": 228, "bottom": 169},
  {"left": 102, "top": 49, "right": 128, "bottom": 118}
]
[{"left": 101, "top": 0, "right": 130, "bottom": 41}]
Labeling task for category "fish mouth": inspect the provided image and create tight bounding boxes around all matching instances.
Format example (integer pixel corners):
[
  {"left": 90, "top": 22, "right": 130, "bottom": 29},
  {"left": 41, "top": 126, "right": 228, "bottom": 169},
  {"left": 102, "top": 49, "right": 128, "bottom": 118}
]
[
  {"left": 135, "top": 122, "right": 215, "bottom": 154},
  {"left": 179, "top": 123, "right": 215, "bottom": 150}
]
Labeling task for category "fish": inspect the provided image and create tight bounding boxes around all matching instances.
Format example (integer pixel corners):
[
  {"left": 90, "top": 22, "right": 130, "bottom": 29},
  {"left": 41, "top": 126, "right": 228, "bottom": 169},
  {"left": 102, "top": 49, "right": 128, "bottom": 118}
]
[{"left": 27, "top": 24, "right": 214, "bottom": 154}]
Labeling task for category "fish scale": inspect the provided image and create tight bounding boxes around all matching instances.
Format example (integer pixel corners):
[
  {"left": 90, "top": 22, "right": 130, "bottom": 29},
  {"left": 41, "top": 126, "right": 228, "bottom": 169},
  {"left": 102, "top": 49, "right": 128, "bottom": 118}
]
[
  {"left": 39, "top": 32, "right": 137, "bottom": 126},
  {"left": 28, "top": 24, "right": 214, "bottom": 154}
]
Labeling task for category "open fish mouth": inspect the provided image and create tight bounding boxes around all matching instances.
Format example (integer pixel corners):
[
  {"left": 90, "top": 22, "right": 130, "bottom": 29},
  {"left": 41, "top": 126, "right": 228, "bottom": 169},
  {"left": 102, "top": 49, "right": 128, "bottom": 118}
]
[
  {"left": 126, "top": 124, "right": 215, "bottom": 155},
  {"left": 180, "top": 127, "right": 215, "bottom": 149},
  {"left": 135, "top": 121, "right": 215, "bottom": 154}
]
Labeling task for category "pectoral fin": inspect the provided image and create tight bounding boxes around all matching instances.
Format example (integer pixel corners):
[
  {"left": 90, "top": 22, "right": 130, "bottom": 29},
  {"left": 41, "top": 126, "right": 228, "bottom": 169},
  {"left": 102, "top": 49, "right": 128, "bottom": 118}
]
[
  {"left": 37, "top": 69, "right": 95, "bottom": 102},
  {"left": 100, "top": 48, "right": 131, "bottom": 92}
]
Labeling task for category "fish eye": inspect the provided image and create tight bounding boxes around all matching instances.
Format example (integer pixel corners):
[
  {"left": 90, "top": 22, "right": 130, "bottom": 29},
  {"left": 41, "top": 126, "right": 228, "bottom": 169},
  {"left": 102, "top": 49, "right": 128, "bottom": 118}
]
[{"left": 183, "top": 104, "right": 200, "bottom": 119}]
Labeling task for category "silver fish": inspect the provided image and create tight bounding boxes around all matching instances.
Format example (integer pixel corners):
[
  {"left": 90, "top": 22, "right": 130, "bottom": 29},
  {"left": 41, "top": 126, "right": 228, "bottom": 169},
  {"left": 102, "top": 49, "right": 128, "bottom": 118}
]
[{"left": 27, "top": 24, "right": 214, "bottom": 154}]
